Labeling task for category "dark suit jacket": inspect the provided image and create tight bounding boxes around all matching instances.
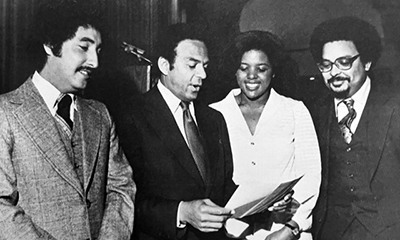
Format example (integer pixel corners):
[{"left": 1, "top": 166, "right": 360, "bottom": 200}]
[
  {"left": 0, "top": 79, "right": 136, "bottom": 240},
  {"left": 117, "top": 87, "right": 236, "bottom": 240},
  {"left": 306, "top": 82, "right": 400, "bottom": 239}
]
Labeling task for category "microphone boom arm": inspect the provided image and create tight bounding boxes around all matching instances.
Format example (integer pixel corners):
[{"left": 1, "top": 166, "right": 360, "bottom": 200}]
[{"left": 121, "top": 41, "right": 152, "bottom": 65}]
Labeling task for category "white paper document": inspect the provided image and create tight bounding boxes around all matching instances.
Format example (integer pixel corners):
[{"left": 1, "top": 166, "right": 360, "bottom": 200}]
[{"left": 225, "top": 175, "right": 303, "bottom": 219}]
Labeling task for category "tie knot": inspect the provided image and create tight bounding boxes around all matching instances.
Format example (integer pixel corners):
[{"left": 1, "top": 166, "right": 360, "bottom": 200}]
[
  {"left": 56, "top": 94, "right": 73, "bottom": 130},
  {"left": 180, "top": 101, "right": 190, "bottom": 111},
  {"left": 342, "top": 98, "right": 354, "bottom": 110},
  {"left": 58, "top": 94, "right": 72, "bottom": 110}
]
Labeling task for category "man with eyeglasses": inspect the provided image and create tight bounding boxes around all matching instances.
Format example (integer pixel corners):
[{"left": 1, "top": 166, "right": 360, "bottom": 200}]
[{"left": 307, "top": 16, "right": 400, "bottom": 240}]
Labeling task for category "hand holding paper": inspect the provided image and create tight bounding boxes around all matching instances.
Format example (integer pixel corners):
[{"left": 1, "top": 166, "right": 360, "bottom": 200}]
[
  {"left": 180, "top": 199, "right": 234, "bottom": 232},
  {"left": 267, "top": 190, "right": 294, "bottom": 212},
  {"left": 225, "top": 176, "right": 303, "bottom": 219},
  {"left": 224, "top": 176, "right": 303, "bottom": 239}
]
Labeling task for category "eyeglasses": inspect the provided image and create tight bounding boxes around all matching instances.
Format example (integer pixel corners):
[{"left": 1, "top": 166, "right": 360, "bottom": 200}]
[{"left": 317, "top": 54, "right": 360, "bottom": 73}]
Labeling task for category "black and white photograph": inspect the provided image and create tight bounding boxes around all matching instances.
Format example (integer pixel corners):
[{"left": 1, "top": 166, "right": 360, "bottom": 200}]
[{"left": 1, "top": 0, "right": 400, "bottom": 239}]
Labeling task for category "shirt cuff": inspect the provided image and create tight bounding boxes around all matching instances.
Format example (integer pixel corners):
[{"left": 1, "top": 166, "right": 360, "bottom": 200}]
[
  {"left": 177, "top": 201, "right": 187, "bottom": 228},
  {"left": 291, "top": 212, "right": 311, "bottom": 232}
]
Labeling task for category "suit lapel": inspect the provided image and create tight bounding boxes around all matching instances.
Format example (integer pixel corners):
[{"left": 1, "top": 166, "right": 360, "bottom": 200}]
[
  {"left": 76, "top": 98, "right": 101, "bottom": 192},
  {"left": 364, "top": 88, "right": 393, "bottom": 179},
  {"left": 316, "top": 96, "right": 334, "bottom": 197},
  {"left": 317, "top": 86, "right": 393, "bottom": 181},
  {"left": 144, "top": 88, "right": 205, "bottom": 187},
  {"left": 10, "top": 79, "right": 84, "bottom": 196}
]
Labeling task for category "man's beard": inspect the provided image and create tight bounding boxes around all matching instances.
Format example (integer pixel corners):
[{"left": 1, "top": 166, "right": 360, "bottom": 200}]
[{"left": 327, "top": 76, "right": 350, "bottom": 99}]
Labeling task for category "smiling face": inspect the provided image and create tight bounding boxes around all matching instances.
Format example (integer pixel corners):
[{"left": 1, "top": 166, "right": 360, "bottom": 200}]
[
  {"left": 41, "top": 26, "right": 102, "bottom": 93},
  {"left": 161, "top": 39, "right": 209, "bottom": 102},
  {"left": 321, "top": 40, "right": 371, "bottom": 99},
  {"left": 236, "top": 49, "right": 273, "bottom": 102}
]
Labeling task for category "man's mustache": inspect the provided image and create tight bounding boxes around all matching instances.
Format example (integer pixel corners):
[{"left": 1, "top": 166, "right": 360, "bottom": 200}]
[
  {"left": 77, "top": 66, "right": 96, "bottom": 75},
  {"left": 328, "top": 76, "right": 349, "bottom": 84}
]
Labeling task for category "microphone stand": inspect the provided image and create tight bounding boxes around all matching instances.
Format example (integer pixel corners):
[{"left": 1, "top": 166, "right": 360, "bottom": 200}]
[{"left": 121, "top": 41, "right": 152, "bottom": 65}]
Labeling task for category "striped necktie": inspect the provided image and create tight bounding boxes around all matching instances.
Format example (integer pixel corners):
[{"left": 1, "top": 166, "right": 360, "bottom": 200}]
[{"left": 338, "top": 98, "right": 356, "bottom": 144}]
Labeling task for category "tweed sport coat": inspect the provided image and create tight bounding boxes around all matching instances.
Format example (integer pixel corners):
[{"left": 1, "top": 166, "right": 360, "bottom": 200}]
[{"left": 0, "top": 79, "right": 136, "bottom": 240}]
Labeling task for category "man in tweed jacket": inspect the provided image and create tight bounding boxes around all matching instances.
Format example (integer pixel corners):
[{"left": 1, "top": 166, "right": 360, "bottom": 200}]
[{"left": 0, "top": 1, "right": 135, "bottom": 239}]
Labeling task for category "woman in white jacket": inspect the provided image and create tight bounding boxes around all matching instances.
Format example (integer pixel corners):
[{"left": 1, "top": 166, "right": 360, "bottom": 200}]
[{"left": 210, "top": 31, "right": 321, "bottom": 240}]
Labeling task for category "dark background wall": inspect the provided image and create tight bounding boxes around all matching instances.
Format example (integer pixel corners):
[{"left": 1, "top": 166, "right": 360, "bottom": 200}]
[
  {"left": 1, "top": 0, "right": 399, "bottom": 108},
  {"left": 234, "top": 0, "right": 400, "bottom": 103},
  {"left": 193, "top": 0, "right": 400, "bottom": 104},
  {"left": 0, "top": 0, "right": 178, "bottom": 95}
]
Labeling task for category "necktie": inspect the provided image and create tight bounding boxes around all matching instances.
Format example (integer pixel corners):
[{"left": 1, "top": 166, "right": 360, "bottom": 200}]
[
  {"left": 338, "top": 98, "right": 356, "bottom": 144},
  {"left": 56, "top": 94, "right": 73, "bottom": 130},
  {"left": 180, "top": 101, "right": 208, "bottom": 183}
]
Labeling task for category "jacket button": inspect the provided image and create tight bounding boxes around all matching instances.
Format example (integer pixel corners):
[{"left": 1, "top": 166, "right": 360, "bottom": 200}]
[{"left": 86, "top": 199, "right": 91, "bottom": 209}]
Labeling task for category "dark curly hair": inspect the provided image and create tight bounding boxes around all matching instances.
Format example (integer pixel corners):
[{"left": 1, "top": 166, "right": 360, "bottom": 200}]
[
  {"left": 223, "top": 30, "right": 289, "bottom": 84},
  {"left": 28, "top": 0, "right": 104, "bottom": 71},
  {"left": 309, "top": 16, "right": 382, "bottom": 67}
]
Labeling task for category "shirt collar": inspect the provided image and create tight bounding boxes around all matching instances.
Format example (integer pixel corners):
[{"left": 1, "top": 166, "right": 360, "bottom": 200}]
[
  {"left": 334, "top": 76, "right": 371, "bottom": 110},
  {"left": 157, "top": 81, "right": 194, "bottom": 114},
  {"left": 32, "top": 71, "right": 76, "bottom": 115},
  {"left": 233, "top": 87, "right": 280, "bottom": 108}
]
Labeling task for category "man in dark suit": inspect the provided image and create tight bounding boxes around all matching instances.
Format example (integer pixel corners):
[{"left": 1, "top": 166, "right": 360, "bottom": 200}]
[
  {"left": 307, "top": 16, "right": 400, "bottom": 239},
  {"left": 117, "top": 24, "right": 236, "bottom": 240},
  {"left": 0, "top": 1, "right": 136, "bottom": 239}
]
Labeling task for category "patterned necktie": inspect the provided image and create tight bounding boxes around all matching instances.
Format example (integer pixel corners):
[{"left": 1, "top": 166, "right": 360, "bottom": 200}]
[
  {"left": 338, "top": 98, "right": 356, "bottom": 144},
  {"left": 180, "top": 101, "right": 208, "bottom": 183},
  {"left": 56, "top": 94, "right": 73, "bottom": 131}
]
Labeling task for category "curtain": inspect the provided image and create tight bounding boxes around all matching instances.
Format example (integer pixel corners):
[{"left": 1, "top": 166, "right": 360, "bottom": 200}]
[{"left": 0, "top": 0, "right": 36, "bottom": 94}]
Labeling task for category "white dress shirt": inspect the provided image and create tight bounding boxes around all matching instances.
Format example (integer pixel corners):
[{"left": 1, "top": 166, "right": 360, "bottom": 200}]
[
  {"left": 335, "top": 77, "right": 371, "bottom": 134},
  {"left": 157, "top": 81, "right": 198, "bottom": 228},
  {"left": 32, "top": 71, "right": 76, "bottom": 122},
  {"left": 211, "top": 88, "right": 321, "bottom": 240},
  {"left": 157, "top": 81, "right": 197, "bottom": 145}
]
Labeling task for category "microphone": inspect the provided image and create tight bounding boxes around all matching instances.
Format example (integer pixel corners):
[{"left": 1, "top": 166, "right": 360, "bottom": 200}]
[{"left": 121, "top": 42, "right": 152, "bottom": 65}]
